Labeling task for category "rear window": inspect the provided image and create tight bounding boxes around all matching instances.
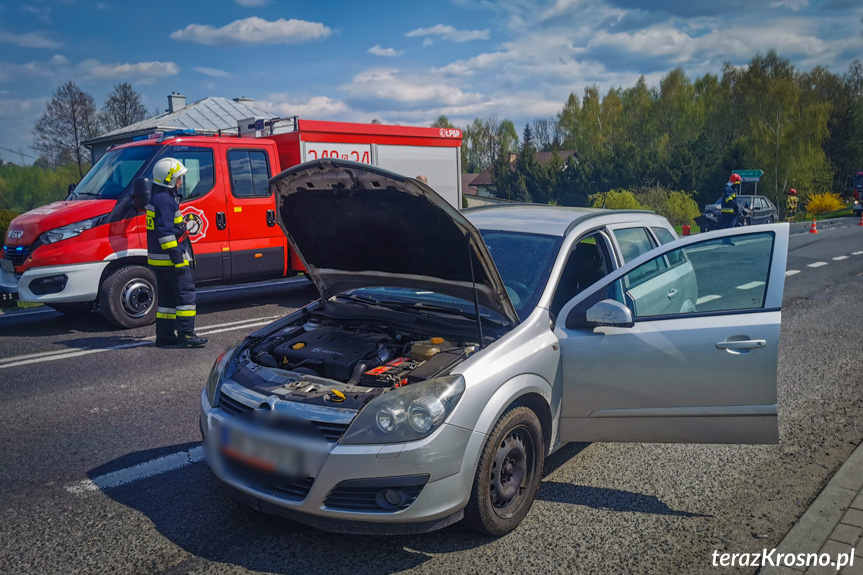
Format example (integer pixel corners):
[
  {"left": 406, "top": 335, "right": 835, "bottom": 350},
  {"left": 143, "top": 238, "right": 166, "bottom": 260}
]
[{"left": 651, "top": 227, "right": 676, "bottom": 245}]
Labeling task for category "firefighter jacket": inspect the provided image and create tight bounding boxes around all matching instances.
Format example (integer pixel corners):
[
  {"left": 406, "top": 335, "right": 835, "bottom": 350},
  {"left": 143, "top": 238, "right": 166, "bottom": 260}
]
[
  {"left": 146, "top": 189, "right": 194, "bottom": 269},
  {"left": 721, "top": 183, "right": 740, "bottom": 214}
]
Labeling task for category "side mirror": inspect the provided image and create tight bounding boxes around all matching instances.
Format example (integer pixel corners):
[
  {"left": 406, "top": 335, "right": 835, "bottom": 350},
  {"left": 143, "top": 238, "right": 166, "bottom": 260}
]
[
  {"left": 65, "top": 182, "right": 78, "bottom": 201},
  {"left": 585, "top": 299, "right": 634, "bottom": 328},
  {"left": 132, "top": 177, "right": 151, "bottom": 213}
]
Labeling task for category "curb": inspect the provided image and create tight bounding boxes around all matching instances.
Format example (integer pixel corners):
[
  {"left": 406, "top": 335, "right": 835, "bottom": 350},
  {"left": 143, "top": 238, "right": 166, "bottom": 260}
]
[{"left": 758, "top": 441, "right": 863, "bottom": 574}]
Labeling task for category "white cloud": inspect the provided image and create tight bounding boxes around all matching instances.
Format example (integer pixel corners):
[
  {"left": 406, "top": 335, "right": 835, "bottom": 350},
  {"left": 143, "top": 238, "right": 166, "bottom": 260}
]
[
  {"left": 0, "top": 30, "right": 62, "bottom": 48},
  {"left": 771, "top": 0, "right": 808, "bottom": 10},
  {"left": 79, "top": 59, "right": 180, "bottom": 80},
  {"left": 341, "top": 68, "right": 484, "bottom": 106},
  {"left": 257, "top": 94, "right": 350, "bottom": 118},
  {"left": 171, "top": 17, "right": 332, "bottom": 46},
  {"left": 368, "top": 45, "right": 402, "bottom": 57},
  {"left": 234, "top": 0, "right": 269, "bottom": 5},
  {"left": 194, "top": 66, "right": 232, "bottom": 78},
  {"left": 405, "top": 24, "right": 490, "bottom": 44}
]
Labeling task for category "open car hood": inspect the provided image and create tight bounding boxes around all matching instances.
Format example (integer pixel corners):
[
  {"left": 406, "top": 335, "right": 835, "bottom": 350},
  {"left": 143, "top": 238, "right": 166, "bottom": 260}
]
[{"left": 271, "top": 159, "right": 520, "bottom": 326}]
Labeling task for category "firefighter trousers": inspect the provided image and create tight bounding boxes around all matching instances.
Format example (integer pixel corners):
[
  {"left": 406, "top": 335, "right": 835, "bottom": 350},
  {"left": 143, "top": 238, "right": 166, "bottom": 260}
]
[{"left": 154, "top": 267, "right": 196, "bottom": 337}]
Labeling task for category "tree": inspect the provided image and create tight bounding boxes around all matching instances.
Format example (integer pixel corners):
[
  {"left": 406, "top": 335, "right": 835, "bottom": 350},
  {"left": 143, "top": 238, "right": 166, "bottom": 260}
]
[
  {"left": 431, "top": 115, "right": 454, "bottom": 129},
  {"left": 33, "top": 82, "right": 100, "bottom": 177},
  {"left": 100, "top": 82, "right": 148, "bottom": 132}
]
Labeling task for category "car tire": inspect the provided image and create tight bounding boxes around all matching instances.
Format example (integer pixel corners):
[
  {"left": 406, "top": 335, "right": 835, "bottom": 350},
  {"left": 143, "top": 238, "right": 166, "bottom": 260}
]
[
  {"left": 463, "top": 406, "right": 545, "bottom": 536},
  {"left": 48, "top": 302, "right": 94, "bottom": 315},
  {"left": 99, "top": 265, "right": 157, "bottom": 329},
  {"left": 767, "top": 217, "right": 774, "bottom": 224}
]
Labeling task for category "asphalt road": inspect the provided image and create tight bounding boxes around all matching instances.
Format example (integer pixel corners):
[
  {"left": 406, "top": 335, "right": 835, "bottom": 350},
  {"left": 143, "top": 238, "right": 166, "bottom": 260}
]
[{"left": 1, "top": 220, "right": 862, "bottom": 575}]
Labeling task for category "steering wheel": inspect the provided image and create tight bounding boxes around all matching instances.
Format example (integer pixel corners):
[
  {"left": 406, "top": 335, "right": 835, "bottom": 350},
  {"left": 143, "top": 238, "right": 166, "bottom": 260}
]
[{"left": 504, "top": 280, "right": 531, "bottom": 304}]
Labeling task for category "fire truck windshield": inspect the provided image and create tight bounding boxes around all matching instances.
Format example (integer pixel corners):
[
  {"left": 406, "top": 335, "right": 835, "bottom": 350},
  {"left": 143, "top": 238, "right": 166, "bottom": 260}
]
[
  {"left": 72, "top": 146, "right": 158, "bottom": 200},
  {"left": 854, "top": 175, "right": 863, "bottom": 190}
]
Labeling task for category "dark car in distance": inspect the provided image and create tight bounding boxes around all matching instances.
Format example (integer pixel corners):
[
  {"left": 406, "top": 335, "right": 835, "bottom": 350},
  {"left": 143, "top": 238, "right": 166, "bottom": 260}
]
[{"left": 700, "top": 195, "right": 779, "bottom": 231}]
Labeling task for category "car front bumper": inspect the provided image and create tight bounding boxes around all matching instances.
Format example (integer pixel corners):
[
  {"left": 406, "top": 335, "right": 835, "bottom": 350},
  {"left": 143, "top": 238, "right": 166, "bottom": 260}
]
[
  {"left": 1, "top": 261, "right": 107, "bottom": 303},
  {"left": 200, "top": 384, "right": 486, "bottom": 534}
]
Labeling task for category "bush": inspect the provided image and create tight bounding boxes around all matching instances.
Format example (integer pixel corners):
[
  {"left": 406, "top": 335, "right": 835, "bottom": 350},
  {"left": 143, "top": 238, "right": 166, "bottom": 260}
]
[
  {"left": 590, "top": 189, "right": 646, "bottom": 210},
  {"left": 636, "top": 186, "right": 701, "bottom": 226},
  {"left": 0, "top": 209, "right": 19, "bottom": 243},
  {"left": 806, "top": 192, "right": 844, "bottom": 215}
]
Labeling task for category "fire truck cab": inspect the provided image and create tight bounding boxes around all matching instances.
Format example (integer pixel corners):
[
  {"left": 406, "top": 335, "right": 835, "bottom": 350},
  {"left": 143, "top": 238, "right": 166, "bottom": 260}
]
[{"left": 0, "top": 119, "right": 463, "bottom": 328}]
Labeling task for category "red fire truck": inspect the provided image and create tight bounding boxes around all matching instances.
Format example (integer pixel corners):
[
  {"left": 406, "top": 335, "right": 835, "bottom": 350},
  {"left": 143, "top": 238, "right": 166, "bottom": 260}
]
[{"left": 0, "top": 119, "right": 463, "bottom": 327}]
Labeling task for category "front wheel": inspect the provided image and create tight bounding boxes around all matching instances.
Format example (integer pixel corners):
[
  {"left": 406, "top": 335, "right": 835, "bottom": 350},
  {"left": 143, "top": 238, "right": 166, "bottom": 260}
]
[
  {"left": 463, "top": 406, "right": 545, "bottom": 536},
  {"left": 99, "top": 265, "right": 157, "bottom": 328}
]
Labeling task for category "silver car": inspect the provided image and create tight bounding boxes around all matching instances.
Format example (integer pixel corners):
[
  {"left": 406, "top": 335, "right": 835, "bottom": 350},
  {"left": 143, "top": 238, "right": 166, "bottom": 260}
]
[{"left": 201, "top": 160, "right": 788, "bottom": 536}]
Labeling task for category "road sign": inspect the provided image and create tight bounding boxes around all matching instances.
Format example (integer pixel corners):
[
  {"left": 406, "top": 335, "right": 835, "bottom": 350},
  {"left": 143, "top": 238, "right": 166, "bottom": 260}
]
[{"left": 733, "top": 169, "right": 764, "bottom": 181}]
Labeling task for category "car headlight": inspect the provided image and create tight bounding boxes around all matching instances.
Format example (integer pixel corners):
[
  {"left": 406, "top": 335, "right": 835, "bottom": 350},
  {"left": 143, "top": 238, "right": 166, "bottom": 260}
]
[
  {"left": 39, "top": 217, "right": 103, "bottom": 244},
  {"left": 205, "top": 342, "right": 243, "bottom": 406},
  {"left": 340, "top": 375, "right": 465, "bottom": 444}
]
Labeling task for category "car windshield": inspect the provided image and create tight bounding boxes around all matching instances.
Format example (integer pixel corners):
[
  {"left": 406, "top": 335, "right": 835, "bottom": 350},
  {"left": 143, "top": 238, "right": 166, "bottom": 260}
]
[
  {"left": 342, "top": 231, "right": 562, "bottom": 323},
  {"left": 72, "top": 146, "right": 159, "bottom": 200},
  {"left": 854, "top": 175, "right": 863, "bottom": 189}
]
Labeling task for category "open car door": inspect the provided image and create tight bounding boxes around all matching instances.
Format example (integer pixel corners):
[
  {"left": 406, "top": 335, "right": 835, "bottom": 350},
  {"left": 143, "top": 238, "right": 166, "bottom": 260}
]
[{"left": 555, "top": 224, "right": 789, "bottom": 444}]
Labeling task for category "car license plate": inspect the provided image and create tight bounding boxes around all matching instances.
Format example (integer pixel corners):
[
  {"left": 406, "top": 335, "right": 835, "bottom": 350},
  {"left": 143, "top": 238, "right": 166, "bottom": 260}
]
[
  {"left": 0, "top": 259, "right": 13, "bottom": 273},
  {"left": 220, "top": 424, "right": 302, "bottom": 476}
]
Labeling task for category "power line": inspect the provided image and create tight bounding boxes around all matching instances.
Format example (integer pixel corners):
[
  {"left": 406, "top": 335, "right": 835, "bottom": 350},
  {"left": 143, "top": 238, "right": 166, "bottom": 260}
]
[{"left": 0, "top": 146, "right": 40, "bottom": 162}]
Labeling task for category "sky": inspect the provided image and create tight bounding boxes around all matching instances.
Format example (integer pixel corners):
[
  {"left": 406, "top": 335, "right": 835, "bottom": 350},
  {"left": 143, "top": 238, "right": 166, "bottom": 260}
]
[{"left": 1, "top": 0, "right": 862, "bottom": 163}]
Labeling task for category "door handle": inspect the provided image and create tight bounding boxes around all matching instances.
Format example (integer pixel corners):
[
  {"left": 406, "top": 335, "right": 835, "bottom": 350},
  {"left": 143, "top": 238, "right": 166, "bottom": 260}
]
[
  {"left": 667, "top": 288, "right": 678, "bottom": 300},
  {"left": 266, "top": 209, "right": 276, "bottom": 227},
  {"left": 216, "top": 212, "right": 227, "bottom": 230},
  {"left": 716, "top": 340, "right": 766, "bottom": 350}
]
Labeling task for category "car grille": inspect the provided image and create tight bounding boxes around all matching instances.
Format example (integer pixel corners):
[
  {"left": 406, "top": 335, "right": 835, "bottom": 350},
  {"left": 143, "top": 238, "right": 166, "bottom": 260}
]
[
  {"left": 324, "top": 478, "right": 427, "bottom": 512},
  {"left": 223, "top": 458, "right": 314, "bottom": 502},
  {"left": 272, "top": 476, "right": 315, "bottom": 501},
  {"left": 2, "top": 241, "right": 40, "bottom": 269},
  {"left": 217, "top": 391, "right": 351, "bottom": 442}
]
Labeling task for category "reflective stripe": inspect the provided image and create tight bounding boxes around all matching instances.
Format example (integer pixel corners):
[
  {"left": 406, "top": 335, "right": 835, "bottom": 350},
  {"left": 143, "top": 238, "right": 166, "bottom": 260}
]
[
  {"left": 156, "top": 312, "right": 176, "bottom": 320},
  {"left": 174, "top": 261, "right": 189, "bottom": 268},
  {"left": 148, "top": 259, "right": 174, "bottom": 266},
  {"left": 721, "top": 209, "right": 735, "bottom": 213},
  {"left": 158, "top": 235, "right": 176, "bottom": 244},
  {"left": 177, "top": 305, "right": 195, "bottom": 311},
  {"left": 147, "top": 253, "right": 171, "bottom": 260},
  {"left": 173, "top": 216, "right": 184, "bottom": 224},
  {"left": 161, "top": 240, "right": 178, "bottom": 249},
  {"left": 175, "top": 309, "right": 196, "bottom": 317},
  {"left": 157, "top": 306, "right": 176, "bottom": 314},
  {"left": 145, "top": 210, "right": 156, "bottom": 217}
]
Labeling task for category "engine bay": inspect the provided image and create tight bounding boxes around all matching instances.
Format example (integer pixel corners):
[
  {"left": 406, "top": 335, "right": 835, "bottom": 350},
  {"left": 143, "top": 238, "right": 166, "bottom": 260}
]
[{"left": 241, "top": 307, "right": 485, "bottom": 409}]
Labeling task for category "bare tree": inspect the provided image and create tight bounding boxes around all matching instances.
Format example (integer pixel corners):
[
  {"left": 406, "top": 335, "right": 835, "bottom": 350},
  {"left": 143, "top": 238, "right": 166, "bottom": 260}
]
[
  {"left": 33, "top": 81, "right": 101, "bottom": 177},
  {"left": 100, "top": 82, "right": 148, "bottom": 132}
]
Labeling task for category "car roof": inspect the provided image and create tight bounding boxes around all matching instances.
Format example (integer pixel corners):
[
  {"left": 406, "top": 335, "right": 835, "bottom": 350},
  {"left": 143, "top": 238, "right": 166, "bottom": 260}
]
[{"left": 463, "top": 204, "right": 656, "bottom": 237}]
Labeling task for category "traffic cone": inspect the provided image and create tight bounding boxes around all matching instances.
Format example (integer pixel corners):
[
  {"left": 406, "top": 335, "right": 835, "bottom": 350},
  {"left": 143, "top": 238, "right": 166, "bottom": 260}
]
[
  {"left": 809, "top": 219, "right": 819, "bottom": 234},
  {"left": 858, "top": 213, "right": 863, "bottom": 226}
]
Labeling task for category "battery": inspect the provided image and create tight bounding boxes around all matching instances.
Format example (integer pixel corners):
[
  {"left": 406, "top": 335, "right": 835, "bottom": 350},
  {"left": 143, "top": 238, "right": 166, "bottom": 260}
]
[{"left": 360, "top": 357, "right": 419, "bottom": 387}]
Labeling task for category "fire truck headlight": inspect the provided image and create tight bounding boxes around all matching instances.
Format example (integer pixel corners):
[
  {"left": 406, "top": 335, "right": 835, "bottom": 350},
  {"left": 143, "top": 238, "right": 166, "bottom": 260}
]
[{"left": 40, "top": 217, "right": 103, "bottom": 244}]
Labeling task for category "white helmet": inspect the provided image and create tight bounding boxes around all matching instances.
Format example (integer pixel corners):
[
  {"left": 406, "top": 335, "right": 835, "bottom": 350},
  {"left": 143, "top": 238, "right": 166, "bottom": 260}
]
[{"left": 152, "top": 157, "right": 188, "bottom": 188}]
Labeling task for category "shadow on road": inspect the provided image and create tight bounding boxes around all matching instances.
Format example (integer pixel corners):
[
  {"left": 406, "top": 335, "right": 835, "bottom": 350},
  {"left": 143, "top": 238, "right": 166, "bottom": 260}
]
[{"left": 89, "top": 437, "right": 704, "bottom": 574}]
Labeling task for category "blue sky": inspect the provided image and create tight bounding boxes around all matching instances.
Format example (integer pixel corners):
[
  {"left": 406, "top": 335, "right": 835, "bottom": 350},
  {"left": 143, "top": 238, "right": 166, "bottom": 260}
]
[{"left": 1, "top": 0, "right": 861, "bottom": 163}]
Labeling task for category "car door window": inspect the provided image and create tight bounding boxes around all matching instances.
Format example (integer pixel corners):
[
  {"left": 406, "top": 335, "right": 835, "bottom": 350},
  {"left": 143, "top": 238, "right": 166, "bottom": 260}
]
[
  {"left": 550, "top": 233, "right": 613, "bottom": 317},
  {"left": 612, "top": 227, "right": 655, "bottom": 264},
  {"left": 650, "top": 227, "right": 676, "bottom": 246},
  {"left": 227, "top": 149, "right": 271, "bottom": 198},
  {"left": 606, "top": 231, "right": 774, "bottom": 318}
]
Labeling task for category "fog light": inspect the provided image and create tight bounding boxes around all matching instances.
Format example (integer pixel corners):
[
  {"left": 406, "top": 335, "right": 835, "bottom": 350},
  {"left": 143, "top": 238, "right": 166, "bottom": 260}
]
[
  {"left": 28, "top": 274, "right": 68, "bottom": 295},
  {"left": 375, "top": 488, "right": 406, "bottom": 509}
]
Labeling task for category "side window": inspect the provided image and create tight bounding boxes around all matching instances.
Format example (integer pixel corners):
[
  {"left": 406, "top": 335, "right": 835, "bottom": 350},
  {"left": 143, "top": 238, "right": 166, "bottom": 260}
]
[
  {"left": 612, "top": 227, "right": 655, "bottom": 264},
  {"left": 609, "top": 232, "right": 774, "bottom": 319},
  {"left": 228, "top": 149, "right": 271, "bottom": 198},
  {"left": 550, "top": 233, "right": 612, "bottom": 316},
  {"left": 152, "top": 146, "right": 215, "bottom": 202},
  {"left": 650, "top": 227, "right": 676, "bottom": 245}
]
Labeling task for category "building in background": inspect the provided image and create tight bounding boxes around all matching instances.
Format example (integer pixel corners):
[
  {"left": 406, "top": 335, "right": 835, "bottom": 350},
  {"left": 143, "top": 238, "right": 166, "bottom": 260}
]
[{"left": 83, "top": 93, "right": 275, "bottom": 164}]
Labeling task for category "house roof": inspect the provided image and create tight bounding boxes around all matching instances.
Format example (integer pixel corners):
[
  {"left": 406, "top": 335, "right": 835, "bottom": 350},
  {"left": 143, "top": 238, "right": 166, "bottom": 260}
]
[
  {"left": 83, "top": 97, "right": 275, "bottom": 146},
  {"left": 461, "top": 173, "right": 478, "bottom": 195},
  {"left": 471, "top": 150, "right": 579, "bottom": 187}
]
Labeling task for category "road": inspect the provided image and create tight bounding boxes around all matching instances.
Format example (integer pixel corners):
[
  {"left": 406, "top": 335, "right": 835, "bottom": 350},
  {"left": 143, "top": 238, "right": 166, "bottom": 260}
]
[{"left": 0, "top": 221, "right": 861, "bottom": 575}]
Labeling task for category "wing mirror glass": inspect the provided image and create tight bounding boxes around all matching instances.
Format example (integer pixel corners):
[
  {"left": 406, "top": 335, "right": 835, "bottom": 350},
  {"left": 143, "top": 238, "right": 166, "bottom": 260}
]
[
  {"left": 132, "top": 177, "right": 151, "bottom": 213},
  {"left": 585, "top": 299, "right": 634, "bottom": 328}
]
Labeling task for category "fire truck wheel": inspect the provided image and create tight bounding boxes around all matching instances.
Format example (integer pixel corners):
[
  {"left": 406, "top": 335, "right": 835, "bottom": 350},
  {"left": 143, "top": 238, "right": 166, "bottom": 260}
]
[{"left": 99, "top": 265, "right": 157, "bottom": 329}]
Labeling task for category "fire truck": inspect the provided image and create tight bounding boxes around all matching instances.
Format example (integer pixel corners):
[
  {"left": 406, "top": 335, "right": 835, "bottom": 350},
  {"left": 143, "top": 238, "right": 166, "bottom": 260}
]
[
  {"left": 0, "top": 118, "right": 464, "bottom": 327},
  {"left": 852, "top": 171, "right": 863, "bottom": 218}
]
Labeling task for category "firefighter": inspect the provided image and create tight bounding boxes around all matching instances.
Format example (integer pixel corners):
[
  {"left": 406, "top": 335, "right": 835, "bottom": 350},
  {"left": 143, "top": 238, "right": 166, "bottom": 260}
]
[
  {"left": 786, "top": 188, "right": 799, "bottom": 220},
  {"left": 720, "top": 173, "right": 743, "bottom": 229},
  {"left": 146, "top": 158, "right": 208, "bottom": 348}
]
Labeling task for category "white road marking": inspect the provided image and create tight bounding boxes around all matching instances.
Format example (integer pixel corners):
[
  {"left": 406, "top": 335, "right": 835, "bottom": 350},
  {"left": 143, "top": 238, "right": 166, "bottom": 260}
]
[
  {"left": 833, "top": 256, "right": 849, "bottom": 261},
  {"left": 697, "top": 295, "right": 722, "bottom": 305},
  {"left": 0, "top": 315, "right": 280, "bottom": 370},
  {"left": 65, "top": 445, "right": 203, "bottom": 496},
  {"left": 0, "top": 307, "right": 56, "bottom": 318},
  {"left": 737, "top": 281, "right": 766, "bottom": 290},
  {"left": 785, "top": 270, "right": 800, "bottom": 276},
  {"left": 852, "top": 251, "right": 863, "bottom": 255},
  {"left": 807, "top": 262, "right": 828, "bottom": 268}
]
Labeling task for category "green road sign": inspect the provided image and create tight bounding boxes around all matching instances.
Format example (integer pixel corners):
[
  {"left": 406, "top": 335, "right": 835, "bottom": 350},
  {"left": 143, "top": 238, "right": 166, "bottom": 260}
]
[{"left": 733, "top": 169, "right": 764, "bottom": 181}]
